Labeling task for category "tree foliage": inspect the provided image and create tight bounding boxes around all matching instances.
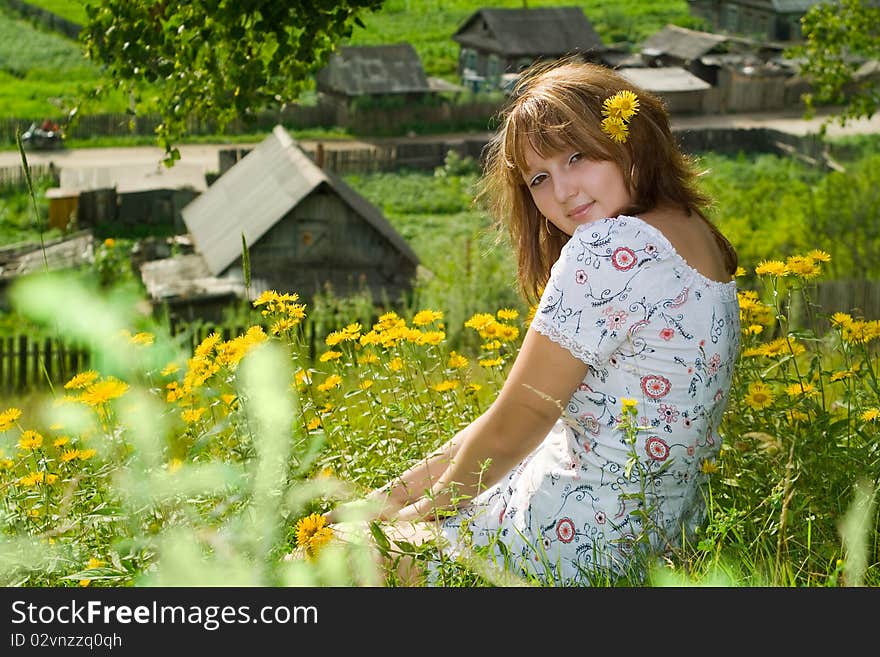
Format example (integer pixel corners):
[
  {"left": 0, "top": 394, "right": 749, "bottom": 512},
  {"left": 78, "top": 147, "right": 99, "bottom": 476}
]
[
  {"left": 790, "top": 0, "right": 880, "bottom": 128},
  {"left": 81, "top": 0, "right": 383, "bottom": 163}
]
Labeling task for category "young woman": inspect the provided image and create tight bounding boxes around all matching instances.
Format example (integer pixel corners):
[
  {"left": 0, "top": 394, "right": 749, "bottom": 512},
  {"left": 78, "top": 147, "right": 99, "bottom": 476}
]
[{"left": 330, "top": 58, "right": 740, "bottom": 585}]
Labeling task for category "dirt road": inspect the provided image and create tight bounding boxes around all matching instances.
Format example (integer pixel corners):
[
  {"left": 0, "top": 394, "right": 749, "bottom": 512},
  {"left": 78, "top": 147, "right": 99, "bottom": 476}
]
[{"left": 1, "top": 108, "right": 878, "bottom": 174}]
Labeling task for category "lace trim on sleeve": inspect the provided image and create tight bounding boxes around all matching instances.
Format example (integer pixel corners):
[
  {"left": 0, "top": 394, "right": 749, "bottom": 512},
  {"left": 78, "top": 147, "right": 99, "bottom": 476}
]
[{"left": 531, "top": 317, "right": 602, "bottom": 369}]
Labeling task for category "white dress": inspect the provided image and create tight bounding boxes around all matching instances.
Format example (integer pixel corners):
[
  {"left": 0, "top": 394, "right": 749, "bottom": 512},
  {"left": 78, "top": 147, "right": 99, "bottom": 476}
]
[{"left": 438, "top": 215, "right": 741, "bottom": 584}]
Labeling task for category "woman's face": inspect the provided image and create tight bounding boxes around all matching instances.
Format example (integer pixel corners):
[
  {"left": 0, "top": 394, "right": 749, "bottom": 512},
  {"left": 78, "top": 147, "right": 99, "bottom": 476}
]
[{"left": 521, "top": 142, "right": 632, "bottom": 236}]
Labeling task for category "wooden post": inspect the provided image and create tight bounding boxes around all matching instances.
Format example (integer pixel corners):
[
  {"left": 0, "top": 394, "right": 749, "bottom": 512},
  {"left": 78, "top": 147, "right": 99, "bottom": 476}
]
[{"left": 17, "top": 335, "right": 27, "bottom": 392}]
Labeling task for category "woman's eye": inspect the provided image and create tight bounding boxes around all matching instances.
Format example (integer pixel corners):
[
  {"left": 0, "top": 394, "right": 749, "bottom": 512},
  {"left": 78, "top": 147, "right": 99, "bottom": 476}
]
[
  {"left": 569, "top": 152, "right": 582, "bottom": 165},
  {"left": 529, "top": 174, "right": 547, "bottom": 187}
]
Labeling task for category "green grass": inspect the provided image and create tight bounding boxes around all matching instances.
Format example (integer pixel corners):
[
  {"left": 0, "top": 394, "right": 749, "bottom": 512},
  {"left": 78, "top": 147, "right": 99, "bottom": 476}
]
[{"left": 20, "top": 0, "right": 88, "bottom": 25}]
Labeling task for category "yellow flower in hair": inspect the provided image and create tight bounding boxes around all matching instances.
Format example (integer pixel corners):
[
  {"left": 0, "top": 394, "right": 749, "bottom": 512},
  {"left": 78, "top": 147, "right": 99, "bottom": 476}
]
[
  {"left": 601, "top": 117, "right": 629, "bottom": 144},
  {"left": 603, "top": 90, "right": 639, "bottom": 121}
]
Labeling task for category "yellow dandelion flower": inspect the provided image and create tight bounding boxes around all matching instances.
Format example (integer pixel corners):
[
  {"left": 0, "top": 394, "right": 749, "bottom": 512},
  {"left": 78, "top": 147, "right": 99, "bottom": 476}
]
[
  {"left": 80, "top": 377, "right": 129, "bottom": 407},
  {"left": 465, "top": 383, "right": 482, "bottom": 395},
  {"left": 497, "top": 308, "right": 519, "bottom": 320},
  {"left": 784, "top": 255, "right": 821, "bottom": 279},
  {"left": 754, "top": 260, "right": 787, "bottom": 277},
  {"left": 830, "top": 312, "right": 853, "bottom": 328},
  {"left": 181, "top": 408, "right": 207, "bottom": 424},
  {"left": 271, "top": 318, "right": 300, "bottom": 335},
  {"left": 388, "top": 357, "right": 404, "bottom": 372},
  {"left": 44, "top": 473, "right": 59, "bottom": 485},
  {"left": 412, "top": 310, "right": 444, "bottom": 326},
  {"left": 479, "top": 357, "right": 504, "bottom": 368},
  {"left": 252, "top": 289, "right": 280, "bottom": 307},
  {"left": 160, "top": 362, "right": 180, "bottom": 376},
  {"left": 830, "top": 370, "right": 853, "bottom": 382},
  {"left": 416, "top": 330, "right": 446, "bottom": 346},
  {"left": 788, "top": 409, "right": 810, "bottom": 423},
  {"left": 358, "top": 352, "right": 379, "bottom": 365},
  {"left": 316, "top": 374, "right": 343, "bottom": 392},
  {"left": 60, "top": 449, "right": 80, "bottom": 462},
  {"left": 18, "top": 430, "right": 43, "bottom": 451},
  {"left": 319, "top": 350, "right": 343, "bottom": 362},
  {"left": 221, "top": 393, "right": 237, "bottom": 406},
  {"left": 306, "top": 417, "right": 322, "bottom": 431},
  {"left": 620, "top": 398, "right": 638, "bottom": 411},
  {"left": 87, "top": 558, "right": 105, "bottom": 570},
  {"left": 0, "top": 458, "right": 13, "bottom": 469},
  {"left": 103, "top": 238, "right": 115, "bottom": 248},
  {"left": 447, "top": 352, "right": 468, "bottom": 369},
  {"left": 19, "top": 472, "right": 43, "bottom": 486},
  {"left": 734, "top": 266, "right": 747, "bottom": 277},
  {"left": 497, "top": 324, "right": 520, "bottom": 342},
  {"left": 0, "top": 407, "right": 22, "bottom": 431},
  {"left": 195, "top": 332, "right": 222, "bottom": 358},
  {"left": 319, "top": 402, "right": 333, "bottom": 414},
  {"left": 481, "top": 339, "right": 502, "bottom": 351},
  {"left": 432, "top": 380, "right": 460, "bottom": 393},
  {"left": 600, "top": 116, "right": 629, "bottom": 144},
  {"left": 358, "top": 380, "right": 374, "bottom": 390},
  {"left": 129, "top": 332, "right": 154, "bottom": 346},
  {"left": 785, "top": 382, "right": 816, "bottom": 397},
  {"left": 295, "top": 513, "right": 334, "bottom": 559},
  {"left": 602, "top": 90, "right": 639, "bottom": 121},
  {"left": 861, "top": 408, "right": 880, "bottom": 422},
  {"left": 64, "top": 370, "right": 99, "bottom": 390},
  {"left": 744, "top": 324, "right": 764, "bottom": 336},
  {"left": 465, "top": 313, "right": 496, "bottom": 331},
  {"left": 806, "top": 249, "right": 831, "bottom": 263},
  {"left": 78, "top": 449, "right": 97, "bottom": 460},
  {"left": 700, "top": 459, "right": 719, "bottom": 475},
  {"left": 744, "top": 382, "right": 774, "bottom": 410},
  {"left": 53, "top": 436, "right": 70, "bottom": 448}
]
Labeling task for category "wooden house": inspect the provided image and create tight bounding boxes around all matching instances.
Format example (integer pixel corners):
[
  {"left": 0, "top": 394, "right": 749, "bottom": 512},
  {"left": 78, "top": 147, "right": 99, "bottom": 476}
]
[
  {"left": 687, "top": 0, "right": 827, "bottom": 42},
  {"left": 451, "top": 7, "right": 605, "bottom": 92},
  {"left": 146, "top": 125, "right": 419, "bottom": 320}
]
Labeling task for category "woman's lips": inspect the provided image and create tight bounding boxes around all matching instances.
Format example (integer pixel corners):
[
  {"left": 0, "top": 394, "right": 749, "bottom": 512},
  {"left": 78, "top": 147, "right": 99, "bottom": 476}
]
[{"left": 567, "top": 201, "right": 594, "bottom": 219}]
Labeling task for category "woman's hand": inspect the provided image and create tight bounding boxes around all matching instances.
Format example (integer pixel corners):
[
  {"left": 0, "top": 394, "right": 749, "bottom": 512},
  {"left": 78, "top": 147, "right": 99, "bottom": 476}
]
[{"left": 324, "top": 482, "right": 408, "bottom": 524}]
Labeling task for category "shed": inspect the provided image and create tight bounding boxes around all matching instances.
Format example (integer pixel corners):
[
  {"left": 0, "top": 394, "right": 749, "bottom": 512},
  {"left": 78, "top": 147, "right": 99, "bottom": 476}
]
[
  {"left": 177, "top": 125, "right": 420, "bottom": 306},
  {"left": 48, "top": 164, "right": 206, "bottom": 233},
  {"left": 452, "top": 7, "right": 605, "bottom": 91},
  {"left": 316, "top": 43, "right": 434, "bottom": 99},
  {"left": 619, "top": 67, "right": 712, "bottom": 114}
]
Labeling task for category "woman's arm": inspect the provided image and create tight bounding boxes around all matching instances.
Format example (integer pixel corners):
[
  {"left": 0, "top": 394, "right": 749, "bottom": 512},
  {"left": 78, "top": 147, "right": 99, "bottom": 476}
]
[{"left": 395, "top": 327, "right": 590, "bottom": 522}]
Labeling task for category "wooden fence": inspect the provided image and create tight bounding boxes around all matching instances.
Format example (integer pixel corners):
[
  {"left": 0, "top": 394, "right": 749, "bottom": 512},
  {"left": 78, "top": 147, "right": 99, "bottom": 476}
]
[
  {"left": 0, "top": 319, "right": 330, "bottom": 395},
  {"left": 0, "top": 334, "right": 89, "bottom": 396}
]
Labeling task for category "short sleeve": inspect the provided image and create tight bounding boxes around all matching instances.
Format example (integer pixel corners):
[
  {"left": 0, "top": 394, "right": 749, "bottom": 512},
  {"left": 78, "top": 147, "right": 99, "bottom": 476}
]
[{"left": 530, "top": 216, "right": 665, "bottom": 367}]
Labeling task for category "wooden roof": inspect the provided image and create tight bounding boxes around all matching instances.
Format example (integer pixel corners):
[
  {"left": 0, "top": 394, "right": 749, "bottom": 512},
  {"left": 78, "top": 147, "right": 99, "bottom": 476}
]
[
  {"left": 640, "top": 24, "right": 730, "bottom": 62},
  {"left": 452, "top": 7, "right": 604, "bottom": 57},
  {"left": 181, "top": 125, "right": 419, "bottom": 276},
  {"left": 618, "top": 67, "right": 712, "bottom": 93},
  {"left": 316, "top": 43, "right": 431, "bottom": 96}
]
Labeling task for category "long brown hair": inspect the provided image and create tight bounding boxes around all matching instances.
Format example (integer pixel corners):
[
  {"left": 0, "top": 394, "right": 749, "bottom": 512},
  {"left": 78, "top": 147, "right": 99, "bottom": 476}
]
[{"left": 478, "top": 57, "right": 738, "bottom": 303}]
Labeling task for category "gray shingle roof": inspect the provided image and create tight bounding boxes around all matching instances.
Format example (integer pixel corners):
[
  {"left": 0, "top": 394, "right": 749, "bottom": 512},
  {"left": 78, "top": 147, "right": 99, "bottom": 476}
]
[
  {"left": 640, "top": 24, "right": 729, "bottom": 61},
  {"left": 316, "top": 43, "right": 430, "bottom": 96},
  {"left": 181, "top": 126, "right": 418, "bottom": 276},
  {"left": 618, "top": 67, "right": 712, "bottom": 93},
  {"left": 452, "top": 7, "right": 604, "bottom": 57}
]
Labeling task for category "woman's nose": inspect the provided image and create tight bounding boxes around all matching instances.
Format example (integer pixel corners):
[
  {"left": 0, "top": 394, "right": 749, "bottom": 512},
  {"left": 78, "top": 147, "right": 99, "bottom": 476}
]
[{"left": 553, "top": 172, "right": 577, "bottom": 202}]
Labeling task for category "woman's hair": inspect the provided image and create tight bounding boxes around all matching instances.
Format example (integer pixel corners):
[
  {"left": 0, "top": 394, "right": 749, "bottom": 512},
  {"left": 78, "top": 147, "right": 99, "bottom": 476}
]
[{"left": 478, "top": 57, "right": 738, "bottom": 303}]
